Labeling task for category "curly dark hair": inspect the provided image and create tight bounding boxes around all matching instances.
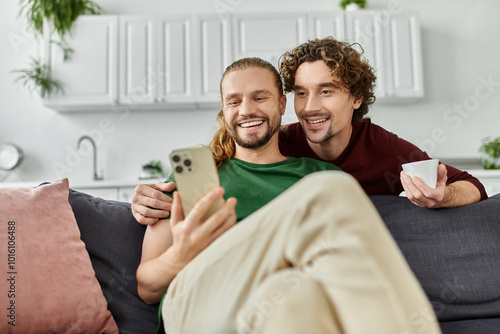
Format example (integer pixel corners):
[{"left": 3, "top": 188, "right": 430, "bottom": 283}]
[{"left": 279, "top": 37, "right": 376, "bottom": 123}]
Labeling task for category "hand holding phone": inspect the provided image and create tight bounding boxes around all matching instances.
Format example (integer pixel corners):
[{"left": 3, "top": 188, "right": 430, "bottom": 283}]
[{"left": 169, "top": 146, "right": 224, "bottom": 221}]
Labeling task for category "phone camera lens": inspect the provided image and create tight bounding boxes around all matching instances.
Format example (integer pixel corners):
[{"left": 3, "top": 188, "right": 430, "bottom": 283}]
[
  {"left": 175, "top": 166, "right": 183, "bottom": 173},
  {"left": 172, "top": 155, "right": 180, "bottom": 162},
  {"left": 184, "top": 159, "right": 192, "bottom": 167}
]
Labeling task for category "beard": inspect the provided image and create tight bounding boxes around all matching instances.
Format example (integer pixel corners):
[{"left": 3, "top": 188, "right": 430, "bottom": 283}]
[
  {"left": 226, "top": 113, "right": 281, "bottom": 149},
  {"left": 303, "top": 126, "right": 335, "bottom": 144}
]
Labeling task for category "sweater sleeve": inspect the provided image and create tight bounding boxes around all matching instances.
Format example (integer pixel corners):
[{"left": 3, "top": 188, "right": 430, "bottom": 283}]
[
  {"left": 391, "top": 134, "right": 488, "bottom": 201},
  {"left": 442, "top": 164, "right": 488, "bottom": 200}
]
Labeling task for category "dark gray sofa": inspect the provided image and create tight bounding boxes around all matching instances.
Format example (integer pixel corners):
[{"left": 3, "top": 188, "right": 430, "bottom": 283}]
[
  {"left": 371, "top": 194, "right": 500, "bottom": 334},
  {"left": 69, "top": 189, "right": 500, "bottom": 334}
]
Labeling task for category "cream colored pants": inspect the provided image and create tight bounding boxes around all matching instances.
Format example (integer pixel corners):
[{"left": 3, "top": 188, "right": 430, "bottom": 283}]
[{"left": 163, "top": 171, "right": 441, "bottom": 334}]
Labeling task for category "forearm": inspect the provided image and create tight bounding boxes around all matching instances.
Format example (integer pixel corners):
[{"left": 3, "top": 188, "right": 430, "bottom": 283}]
[
  {"left": 437, "top": 181, "right": 481, "bottom": 208},
  {"left": 137, "top": 247, "right": 183, "bottom": 304}
]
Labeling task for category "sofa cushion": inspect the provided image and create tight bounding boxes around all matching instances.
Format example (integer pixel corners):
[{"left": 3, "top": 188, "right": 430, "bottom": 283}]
[
  {"left": 68, "top": 188, "right": 159, "bottom": 334},
  {"left": 370, "top": 194, "right": 500, "bottom": 322},
  {"left": 0, "top": 179, "right": 118, "bottom": 333}
]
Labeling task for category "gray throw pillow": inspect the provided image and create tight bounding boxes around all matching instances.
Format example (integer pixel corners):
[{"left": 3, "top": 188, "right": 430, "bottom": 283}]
[
  {"left": 68, "top": 189, "right": 159, "bottom": 334},
  {"left": 370, "top": 194, "right": 500, "bottom": 322}
]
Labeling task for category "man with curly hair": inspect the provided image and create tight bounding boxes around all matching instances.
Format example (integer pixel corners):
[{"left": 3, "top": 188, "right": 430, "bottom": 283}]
[{"left": 278, "top": 37, "right": 487, "bottom": 208}]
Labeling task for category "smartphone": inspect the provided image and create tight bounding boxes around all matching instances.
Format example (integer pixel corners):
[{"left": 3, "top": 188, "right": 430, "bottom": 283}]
[{"left": 169, "top": 146, "right": 224, "bottom": 221}]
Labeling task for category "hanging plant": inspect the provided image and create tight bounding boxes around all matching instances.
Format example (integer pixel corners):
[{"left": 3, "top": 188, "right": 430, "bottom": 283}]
[
  {"left": 18, "top": 0, "right": 103, "bottom": 38},
  {"left": 12, "top": 57, "right": 64, "bottom": 98},
  {"left": 13, "top": 0, "right": 102, "bottom": 98},
  {"left": 50, "top": 39, "right": 73, "bottom": 61}
]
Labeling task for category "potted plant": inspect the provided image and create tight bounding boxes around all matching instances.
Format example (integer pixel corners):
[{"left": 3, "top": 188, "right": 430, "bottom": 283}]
[
  {"left": 479, "top": 136, "right": 500, "bottom": 170},
  {"left": 140, "top": 160, "right": 165, "bottom": 179},
  {"left": 339, "top": 0, "right": 366, "bottom": 11},
  {"left": 12, "top": 0, "right": 102, "bottom": 97}
]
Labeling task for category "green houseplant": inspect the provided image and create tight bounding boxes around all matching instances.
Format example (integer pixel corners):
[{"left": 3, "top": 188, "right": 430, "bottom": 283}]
[
  {"left": 140, "top": 160, "right": 165, "bottom": 179},
  {"left": 339, "top": 0, "right": 366, "bottom": 10},
  {"left": 12, "top": 57, "right": 63, "bottom": 98},
  {"left": 12, "top": 0, "right": 102, "bottom": 98},
  {"left": 479, "top": 136, "right": 500, "bottom": 170},
  {"left": 18, "top": 0, "right": 102, "bottom": 38}
]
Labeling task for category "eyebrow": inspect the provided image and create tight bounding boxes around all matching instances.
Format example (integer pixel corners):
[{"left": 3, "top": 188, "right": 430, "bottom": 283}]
[
  {"left": 252, "top": 89, "right": 273, "bottom": 95},
  {"left": 224, "top": 89, "right": 273, "bottom": 101},
  {"left": 292, "top": 82, "right": 339, "bottom": 90}
]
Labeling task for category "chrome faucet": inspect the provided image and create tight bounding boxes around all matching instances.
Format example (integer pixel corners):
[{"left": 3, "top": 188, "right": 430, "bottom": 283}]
[{"left": 77, "top": 135, "right": 103, "bottom": 181}]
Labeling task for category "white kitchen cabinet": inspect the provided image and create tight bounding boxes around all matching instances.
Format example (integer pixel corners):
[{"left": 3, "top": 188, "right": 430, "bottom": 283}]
[
  {"left": 156, "top": 15, "right": 196, "bottom": 106},
  {"left": 119, "top": 15, "right": 230, "bottom": 109},
  {"left": 42, "top": 11, "right": 423, "bottom": 113},
  {"left": 194, "top": 14, "right": 231, "bottom": 106},
  {"left": 44, "top": 15, "right": 118, "bottom": 112},
  {"left": 382, "top": 12, "right": 424, "bottom": 99},
  {"left": 121, "top": 14, "right": 230, "bottom": 108},
  {"left": 119, "top": 16, "right": 156, "bottom": 105},
  {"left": 345, "top": 11, "right": 423, "bottom": 101},
  {"left": 44, "top": 15, "right": 199, "bottom": 111},
  {"left": 345, "top": 11, "right": 386, "bottom": 98},
  {"left": 232, "top": 13, "right": 307, "bottom": 70},
  {"left": 307, "top": 12, "right": 345, "bottom": 41}
]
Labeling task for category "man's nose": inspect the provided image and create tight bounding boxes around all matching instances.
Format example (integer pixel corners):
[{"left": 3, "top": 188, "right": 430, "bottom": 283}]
[
  {"left": 239, "top": 98, "right": 253, "bottom": 116},
  {"left": 305, "top": 94, "right": 321, "bottom": 112}
]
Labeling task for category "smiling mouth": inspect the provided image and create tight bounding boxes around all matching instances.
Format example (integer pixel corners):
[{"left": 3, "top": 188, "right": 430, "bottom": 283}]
[
  {"left": 239, "top": 120, "right": 264, "bottom": 128},
  {"left": 306, "top": 118, "right": 328, "bottom": 124}
]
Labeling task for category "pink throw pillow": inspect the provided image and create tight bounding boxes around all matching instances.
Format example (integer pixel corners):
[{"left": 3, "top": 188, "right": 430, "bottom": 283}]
[{"left": 0, "top": 179, "right": 118, "bottom": 333}]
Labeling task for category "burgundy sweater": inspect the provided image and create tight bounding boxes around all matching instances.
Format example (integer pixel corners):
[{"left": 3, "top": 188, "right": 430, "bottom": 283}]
[{"left": 279, "top": 119, "right": 487, "bottom": 200}]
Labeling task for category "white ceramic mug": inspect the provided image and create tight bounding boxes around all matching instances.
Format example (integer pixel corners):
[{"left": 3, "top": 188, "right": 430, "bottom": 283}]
[{"left": 401, "top": 159, "right": 439, "bottom": 188}]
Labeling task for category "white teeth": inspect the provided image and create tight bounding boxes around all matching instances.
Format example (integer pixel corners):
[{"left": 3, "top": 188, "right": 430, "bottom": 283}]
[
  {"left": 240, "top": 120, "right": 264, "bottom": 128},
  {"left": 308, "top": 118, "right": 327, "bottom": 124}
]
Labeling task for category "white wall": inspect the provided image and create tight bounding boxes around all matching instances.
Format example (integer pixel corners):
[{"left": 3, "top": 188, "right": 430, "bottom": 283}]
[{"left": 1, "top": 0, "right": 499, "bottom": 183}]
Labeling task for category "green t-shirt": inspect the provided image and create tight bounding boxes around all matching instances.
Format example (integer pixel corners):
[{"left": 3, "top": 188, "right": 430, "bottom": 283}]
[{"left": 165, "top": 157, "right": 341, "bottom": 221}]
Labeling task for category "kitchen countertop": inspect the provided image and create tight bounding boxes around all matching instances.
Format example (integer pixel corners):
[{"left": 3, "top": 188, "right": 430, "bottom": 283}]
[
  {"left": 466, "top": 169, "right": 500, "bottom": 178},
  {"left": 1, "top": 169, "right": 499, "bottom": 189}
]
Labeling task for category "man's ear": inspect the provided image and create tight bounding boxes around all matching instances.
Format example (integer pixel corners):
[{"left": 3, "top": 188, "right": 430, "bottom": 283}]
[
  {"left": 280, "top": 95, "right": 287, "bottom": 115},
  {"left": 353, "top": 96, "right": 363, "bottom": 110}
]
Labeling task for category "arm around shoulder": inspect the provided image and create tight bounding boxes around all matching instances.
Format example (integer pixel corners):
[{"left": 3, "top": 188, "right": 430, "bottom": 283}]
[
  {"left": 132, "top": 182, "right": 176, "bottom": 225},
  {"left": 137, "top": 219, "right": 180, "bottom": 304}
]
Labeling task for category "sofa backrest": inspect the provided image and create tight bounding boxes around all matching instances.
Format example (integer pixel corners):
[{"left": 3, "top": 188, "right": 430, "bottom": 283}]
[
  {"left": 69, "top": 189, "right": 159, "bottom": 334},
  {"left": 370, "top": 194, "right": 500, "bottom": 322}
]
